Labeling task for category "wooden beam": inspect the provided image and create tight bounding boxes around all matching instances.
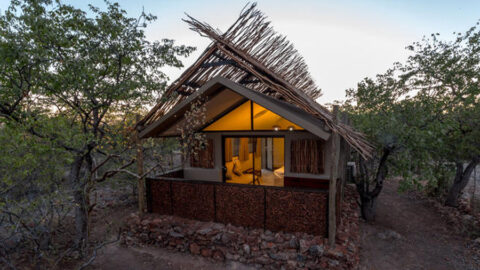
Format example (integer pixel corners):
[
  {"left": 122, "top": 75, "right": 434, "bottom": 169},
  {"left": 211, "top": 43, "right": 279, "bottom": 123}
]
[
  {"left": 240, "top": 79, "right": 261, "bottom": 84},
  {"left": 328, "top": 106, "right": 341, "bottom": 247},
  {"left": 182, "top": 81, "right": 202, "bottom": 89},
  {"left": 136, "top": 115, "right": 146, "bottom": 215},
  {"left": 200, "top": 59, "right": 237, "bottom": 68},
  {"left": 176, "top": 88, "right": 193, "bottom": 96}
]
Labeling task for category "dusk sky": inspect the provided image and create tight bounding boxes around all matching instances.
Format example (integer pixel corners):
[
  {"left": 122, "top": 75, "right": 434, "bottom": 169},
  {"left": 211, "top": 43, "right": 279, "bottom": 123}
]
[{"left": 2, "top": 0, "right": 479, "bottom": 103}]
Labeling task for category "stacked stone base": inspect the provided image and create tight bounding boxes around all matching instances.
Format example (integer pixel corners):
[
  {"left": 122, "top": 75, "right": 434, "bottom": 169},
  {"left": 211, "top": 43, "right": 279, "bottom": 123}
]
[{"left": 122, "top": 185, "right": 360, "bottom": 269}]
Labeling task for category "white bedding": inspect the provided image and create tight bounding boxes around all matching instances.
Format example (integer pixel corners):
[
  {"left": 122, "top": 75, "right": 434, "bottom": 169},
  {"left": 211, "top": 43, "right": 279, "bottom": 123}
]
[{"left": 274, "top": 166, "right": 284, "bottom": 178}]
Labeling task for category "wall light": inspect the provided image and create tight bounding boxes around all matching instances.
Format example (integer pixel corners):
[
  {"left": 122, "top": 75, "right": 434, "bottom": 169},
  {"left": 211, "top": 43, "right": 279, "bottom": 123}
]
[
  {"left": 287, "top": 126, "right": 294, "bottom": 131},
  {"left": 272, "top": 125, "right": 280, "bottom": 131}
]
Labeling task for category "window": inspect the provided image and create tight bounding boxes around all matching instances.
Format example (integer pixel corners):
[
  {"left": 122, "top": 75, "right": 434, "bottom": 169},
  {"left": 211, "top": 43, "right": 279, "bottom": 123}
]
[
  {"left": 224, "top": 137, "right": 284, "bottom": 187},
  {"left": 253, "top": 103, "right": 303, "bottom": 131},
  {"left": 203, "top": 101, "right": 304, "bottom": 131},
  {"left": 203, "top": 101, "right": 251, "bottom": 131}
]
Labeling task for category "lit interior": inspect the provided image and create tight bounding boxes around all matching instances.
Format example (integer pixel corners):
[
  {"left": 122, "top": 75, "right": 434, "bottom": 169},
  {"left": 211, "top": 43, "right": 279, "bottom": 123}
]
[
  {"left": 252, "top": 103, "right": 303, "bottom": 131},
  {"left": 224, "top": 137, "right": 284, "bottom": 187},
  {"left": 203, "top": 101, "right": 304, "bottom": 131},
  {"left": 203, "top": 101, "right": 251, "bottom": 131}
]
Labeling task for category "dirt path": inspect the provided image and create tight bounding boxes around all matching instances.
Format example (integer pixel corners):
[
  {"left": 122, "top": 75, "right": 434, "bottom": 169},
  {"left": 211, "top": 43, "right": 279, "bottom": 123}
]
[
  {"left": 89, "top": 244, "right": 254, "bottom": 270},
  {"left": 86, "top": 201, "right": 254, "bottom": 270},
  {"left": 87, "top": 180, "right": 479, "bottom": 270},
  {"left": 359, "top": 178, "right": 479, "bottom": 270}
]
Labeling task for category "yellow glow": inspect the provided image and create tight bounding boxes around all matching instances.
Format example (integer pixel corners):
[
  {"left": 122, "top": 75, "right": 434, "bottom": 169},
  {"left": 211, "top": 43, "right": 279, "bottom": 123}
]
[
  {"left": 203, "top": 101, "right": 251, "bottom": 131},
  {"left": 253, "top": 103, "right": 303, "bottom": 131},
  {"left": 273, "top": 137, "right": 284, "bottom": 169},
  {"left": 225, "top": 137, "right": 284, "bottom": 187},
  {"left": 203, "top": 101, "right": 304, "bottom": 131}
]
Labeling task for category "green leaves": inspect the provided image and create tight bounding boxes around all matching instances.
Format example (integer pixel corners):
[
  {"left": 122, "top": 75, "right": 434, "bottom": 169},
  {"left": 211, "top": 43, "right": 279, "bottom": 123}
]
[
  {"left": 344, "top": 20, "right": 480, "bottom": 194},
  {"left": 0, "top": 0, "right": 195, "bottom": 160},
  {"left": 0, "top": 2, "right": 196, "bottom": 263}
]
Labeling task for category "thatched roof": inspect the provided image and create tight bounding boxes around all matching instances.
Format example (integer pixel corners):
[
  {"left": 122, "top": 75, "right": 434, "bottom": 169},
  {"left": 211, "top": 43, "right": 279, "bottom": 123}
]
[{"left": 137, "top": 3, "right": 374, "bottom": 159}]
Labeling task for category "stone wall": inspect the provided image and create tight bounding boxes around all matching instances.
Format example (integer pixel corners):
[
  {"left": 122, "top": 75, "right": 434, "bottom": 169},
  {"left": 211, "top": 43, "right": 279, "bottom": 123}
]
[{"left": 146, "top": 178, "right": 328, "bottom": 236}]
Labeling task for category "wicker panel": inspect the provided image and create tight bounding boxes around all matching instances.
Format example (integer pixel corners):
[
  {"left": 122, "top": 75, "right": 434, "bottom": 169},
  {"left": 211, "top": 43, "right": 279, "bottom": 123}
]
[
  {"left": 266, "top": 189, "right": 327, "bottom": 235},
  {"left": 171, "top": 182, "right": 215, "bottom": 221},
  {"left": 215, "top": 185, "right": 264, "bottom": 228},
  {"left": 149, "top": 180, "right": 172, "bottom": 215},
  {"left": 148, "top": 178, "right": 328, "bottom": 236}
]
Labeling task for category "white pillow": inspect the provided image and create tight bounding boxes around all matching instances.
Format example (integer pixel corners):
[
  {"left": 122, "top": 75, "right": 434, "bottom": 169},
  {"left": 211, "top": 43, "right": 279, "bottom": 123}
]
[{"left": 232, "top": 157, "right": 242, "bottom": 176}]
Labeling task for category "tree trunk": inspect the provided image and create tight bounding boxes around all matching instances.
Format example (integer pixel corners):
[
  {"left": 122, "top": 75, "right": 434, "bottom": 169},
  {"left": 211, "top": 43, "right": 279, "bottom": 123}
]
[
  {"left": 355, "top": 146, "right": 392, "bottom": 222},
  {"left": 70, "top": 154, "right": 88, "bottom": 252},
  {"left": 135, "top": 115, "right": 146, "bottom": 215},
  {"left": 360, "top": 195, "right": 377, "bottom": 222},
  {"left": 445, "top": 157, "right": 480, "bottom": 207}
]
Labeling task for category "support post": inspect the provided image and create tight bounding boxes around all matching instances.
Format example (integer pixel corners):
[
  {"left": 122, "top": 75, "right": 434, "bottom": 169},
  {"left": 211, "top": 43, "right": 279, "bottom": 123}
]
[
  {"left": 136, "top": 115, "right": 146, "bottom": 215},
  {"left": 338, "top": 113, "right": 350, "bottom": 217},
  {"left": 328, "top": 106, "right": 341, "bottom": 247}
]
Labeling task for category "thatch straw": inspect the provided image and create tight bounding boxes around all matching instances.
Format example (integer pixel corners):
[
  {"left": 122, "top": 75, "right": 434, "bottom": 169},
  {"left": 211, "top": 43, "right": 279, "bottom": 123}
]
[{"left": 137, "top": 3, "right": 374, "bottom": 159}]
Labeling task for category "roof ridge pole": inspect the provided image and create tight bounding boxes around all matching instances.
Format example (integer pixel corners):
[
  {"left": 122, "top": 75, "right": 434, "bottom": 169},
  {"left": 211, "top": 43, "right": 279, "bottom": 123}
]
[{"left": 328, "top": 105, "right": 341, "bottom": 247}]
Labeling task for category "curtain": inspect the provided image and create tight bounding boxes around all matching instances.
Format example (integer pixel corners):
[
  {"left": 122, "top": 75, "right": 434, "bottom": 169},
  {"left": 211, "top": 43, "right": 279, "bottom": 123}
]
[
  {"left": 190, "top": 139, "right": 215, "bottom": 168},
  {"left": 255, "top": 138, "right": 261, "bottom": 157},
  {"left": 225, "top": 138, "right": 233, "bottom": 162},
  {"left": 290, "top": 139, "right": 324, "bottom": 174},
  {"left": 238, "top": 138, "right": 249, "bottom": 161}
]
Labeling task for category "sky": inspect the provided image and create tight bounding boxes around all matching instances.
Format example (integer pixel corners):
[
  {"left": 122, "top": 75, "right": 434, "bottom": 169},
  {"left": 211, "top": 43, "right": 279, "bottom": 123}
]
[{"left": 1, "top": 0, "right": 479, "bottom": 103}]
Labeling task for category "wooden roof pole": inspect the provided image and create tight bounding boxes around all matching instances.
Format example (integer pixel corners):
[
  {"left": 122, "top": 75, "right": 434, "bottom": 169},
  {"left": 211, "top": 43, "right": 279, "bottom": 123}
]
[
  {"left": 184, "top": 18, "right": 335, "bottom": 122},
  {"left": 165, "top": 44, "right": 218, "bottom": 96},
  {"left": 138, "top": 44, "right": 217, "bottom": 126},
  {"left": 216, "top": 45, "right": 318, "bottom": 116},
  {"left": 136, "top": 3, "right": 375, "bottom": 159},
  {"left": 216, "top": 44, "right": 373, "bottom": 159}
]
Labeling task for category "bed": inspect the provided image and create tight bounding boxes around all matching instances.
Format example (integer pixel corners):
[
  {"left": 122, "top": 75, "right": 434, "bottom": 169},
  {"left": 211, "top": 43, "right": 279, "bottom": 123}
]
[{"left": 274, "top": 166, "right": 284, "bottom": 178}]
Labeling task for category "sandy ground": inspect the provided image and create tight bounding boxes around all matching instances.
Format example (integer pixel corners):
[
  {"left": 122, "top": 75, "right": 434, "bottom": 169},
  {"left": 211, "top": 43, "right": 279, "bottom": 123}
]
[
  {"left": 359, "top": 178, "right": 479, "bottom": 270},
  {"left": 86, "top": 193, "right": 254, "bottom": 270},
  {"left": 86, "top": 179, "right": 479, "bottom": 270},
  {"left": 89, "top": 244, "right": 254, "bottom": 270}
]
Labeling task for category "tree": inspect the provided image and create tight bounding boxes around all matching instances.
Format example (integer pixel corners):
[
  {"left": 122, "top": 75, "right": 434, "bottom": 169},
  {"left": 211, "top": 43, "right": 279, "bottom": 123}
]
[
  {"left": 343, "top": 69, "right": 411, "bottom": 221},
  {"left": 400, "top": 27, "right": 480, "bottom": 207},
  {"left": 0, "top": 121, "right": 75, "bottom": 269},
  {"left": 0, "top": 0, "right": 194, "bottom": 258},
  {"left": 344, "top": 22, "right": 480, "bottom": 220}
]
